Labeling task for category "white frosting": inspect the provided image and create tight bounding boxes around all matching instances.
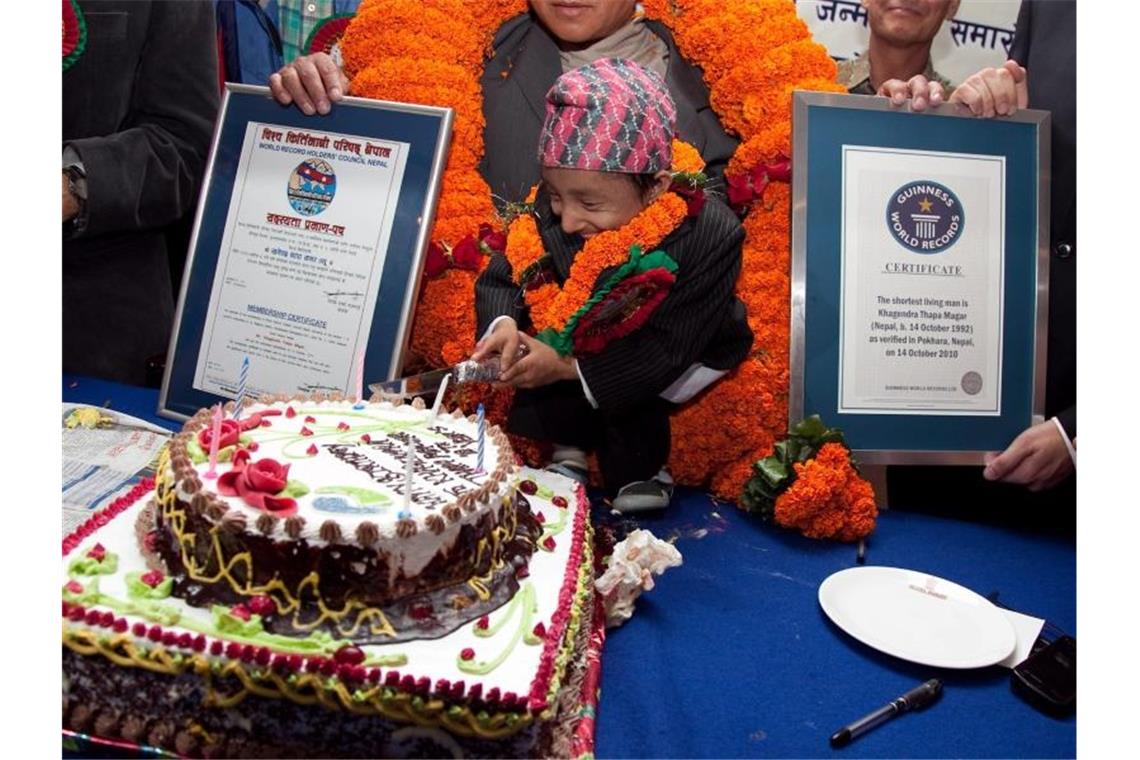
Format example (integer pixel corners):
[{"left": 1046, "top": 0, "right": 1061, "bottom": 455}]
[{"left": 180, "top": 400, "right": 508, "bottom": 553}]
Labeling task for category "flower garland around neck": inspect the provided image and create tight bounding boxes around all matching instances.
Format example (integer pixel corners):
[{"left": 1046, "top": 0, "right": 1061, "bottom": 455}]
[{"left": 503, "top": 188, "right": 688, "bottom": 355}]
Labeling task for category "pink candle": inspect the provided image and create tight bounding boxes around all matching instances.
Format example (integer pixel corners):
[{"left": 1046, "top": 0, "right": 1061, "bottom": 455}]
[{"left": 204, "top": 403, "right": 222, "bottom": 479}]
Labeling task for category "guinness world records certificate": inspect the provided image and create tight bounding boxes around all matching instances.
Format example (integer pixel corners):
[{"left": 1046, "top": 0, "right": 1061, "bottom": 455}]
[{"left": 791, "top": 93, "right": 1050, "bottom": 463}]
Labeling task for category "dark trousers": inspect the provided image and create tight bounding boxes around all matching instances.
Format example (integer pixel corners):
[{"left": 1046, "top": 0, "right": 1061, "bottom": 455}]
[
  {"left": 887, "top": 465, "right": 1075, "bottom": 536},
  {"left": 508, "top": 381, "right": 671, "bottom": 490}
]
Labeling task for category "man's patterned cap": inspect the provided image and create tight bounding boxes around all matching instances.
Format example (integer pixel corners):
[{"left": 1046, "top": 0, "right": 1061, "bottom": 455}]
[{"left": 538, "top": 57, "right": 676, "bottom": 174}]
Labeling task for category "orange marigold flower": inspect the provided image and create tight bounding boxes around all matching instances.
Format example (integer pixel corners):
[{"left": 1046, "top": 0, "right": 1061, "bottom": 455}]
[
  {"left": 773, "top": 443, "right": 877, "bottom": 541},
  {"left": 672, "top": 138, "right": 705, "bottom": 174}
]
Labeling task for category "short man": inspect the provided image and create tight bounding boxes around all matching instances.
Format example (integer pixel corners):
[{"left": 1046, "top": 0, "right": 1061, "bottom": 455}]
[
  {"left": 838, "top": 0, "right": 959, "bottom": 106},
  {"left": 267, "top": 0, "right": 738, "bottom": 203}
]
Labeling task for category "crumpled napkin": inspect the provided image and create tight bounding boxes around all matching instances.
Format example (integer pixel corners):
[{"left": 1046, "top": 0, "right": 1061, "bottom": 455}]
[{"left": 595, "top": 529, "right": 683, "bottom": 628}]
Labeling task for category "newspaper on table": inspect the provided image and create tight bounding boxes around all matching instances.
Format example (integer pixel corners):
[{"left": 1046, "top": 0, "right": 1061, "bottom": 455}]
[{"left": 62, "top": 404, "right": 171, "bottom": 534}]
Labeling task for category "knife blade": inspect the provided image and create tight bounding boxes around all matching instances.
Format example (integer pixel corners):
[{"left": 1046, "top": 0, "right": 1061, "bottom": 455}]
[{"left": 369, "top": 345, "right": 529, "bottom": 399}]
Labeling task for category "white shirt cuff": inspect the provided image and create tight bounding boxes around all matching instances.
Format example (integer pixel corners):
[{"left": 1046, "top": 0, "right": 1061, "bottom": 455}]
[
  {"left": 575, "top": 359, "right": 599, "bottom": 409},
  {"left": 481, "top": 315, "right": 515, "bottom": 342},
  {"left": 1050, "top": 416, "right": 1077, "bottom": 467}
]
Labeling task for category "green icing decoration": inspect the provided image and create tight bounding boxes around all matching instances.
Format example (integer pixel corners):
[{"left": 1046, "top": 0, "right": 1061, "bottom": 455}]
[
  {"left": 282, "top": 480, "right": 310, "bottom": 498},
  {"left": 68, "top": 552, "right": 119, "bottom": 576},
  {"left": 536, "top": 485, "right": 554, "bottom": 500},
  {"left": 211, "top": 605, "right": 266, "bottom": 637},
  {"left": 186, "top": 438, "right": 207, "bottom": 464},
  {"left": 364, "top": 653, "right": 407, "bottom": 667},
  {"left": 459, "top": 582, "right": 539, "bottom": 675},
  {"left": 125, "top": 572, "right": 174, "bottom": 600},
  {"left": 315, "top": 486, "right": 391, "bottom": 507},
  {"left": 126, "top": 600, "right": 182, "bottom": 626}
]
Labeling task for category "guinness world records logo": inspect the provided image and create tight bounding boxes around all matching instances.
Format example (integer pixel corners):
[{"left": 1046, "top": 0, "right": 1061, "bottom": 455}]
[{"left": 886, "top": 180, "right": 964, "bottom": 254}]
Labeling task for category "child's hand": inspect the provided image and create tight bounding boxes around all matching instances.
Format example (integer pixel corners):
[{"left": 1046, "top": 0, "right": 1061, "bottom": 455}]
[
  {"left": 499, "top": 335, "right": 578, "bottom": 388},
  {"left": 472, "top": 318, "right": 522, "bottom": 371}
]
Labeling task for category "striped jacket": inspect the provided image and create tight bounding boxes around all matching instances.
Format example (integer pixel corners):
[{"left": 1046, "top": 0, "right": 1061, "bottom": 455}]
[{"left": 475, "top": 192, "right": 753, "bottom": 410}]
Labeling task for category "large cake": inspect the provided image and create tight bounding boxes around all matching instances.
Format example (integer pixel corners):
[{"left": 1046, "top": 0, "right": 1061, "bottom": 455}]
[{"left": 62, "top": 395, "right": 599, "bottom": 758}]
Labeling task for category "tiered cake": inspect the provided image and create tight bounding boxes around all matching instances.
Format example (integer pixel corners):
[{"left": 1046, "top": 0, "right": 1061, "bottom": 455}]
[{"left": 62, "top": 395, "right": 597, "bottom": 758}]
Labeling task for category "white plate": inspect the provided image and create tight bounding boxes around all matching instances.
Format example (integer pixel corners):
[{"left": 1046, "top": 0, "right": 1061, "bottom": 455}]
[{"left": 818, "top": 566, "right": 1017, "bottom": 669}]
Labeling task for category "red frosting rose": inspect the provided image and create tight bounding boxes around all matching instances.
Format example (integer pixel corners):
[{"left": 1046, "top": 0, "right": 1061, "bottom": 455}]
[
  {"left": 198, "top": 419, "right": 241, "bottom": 450},
  {"left": 217, "top": 454, "right": 297, "bottom": 515}
]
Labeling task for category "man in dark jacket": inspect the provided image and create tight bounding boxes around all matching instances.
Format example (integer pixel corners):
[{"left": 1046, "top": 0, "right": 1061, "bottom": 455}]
[
  {"left": 63, "top": 0, "right": 219, "bottom": 384},
  {"left": 267, "top": 0, "right": 738, "bottom": 204}
]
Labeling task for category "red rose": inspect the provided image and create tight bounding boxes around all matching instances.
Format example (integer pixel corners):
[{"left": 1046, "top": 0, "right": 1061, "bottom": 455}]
[
  {"left": 725, "top": 173, "right": 754, "bottom": 207},
  {"left": 478, "top": 223, "right": 507, "bottom": 255},
  {"left": 198, "top": 419, "right": 241, "bottom": 450},
  {"left": 423, "top": 241, "right": 449, "bottom": 278},
  {"left": 218, "top": 456, "right": 296, "bottom": 515},
  {"left": 764, "top": 157, "right": 792, "bottom": 183},
  {"left": 451, "top": 235, "right": 482, "bottom": 270}
]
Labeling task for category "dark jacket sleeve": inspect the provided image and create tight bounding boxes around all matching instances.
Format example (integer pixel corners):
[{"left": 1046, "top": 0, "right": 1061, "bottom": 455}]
[
  {"left": 576, "top": 204, "right": 746, "bottom": 410},
  {"left": 68, "top": 1, "right": 219, "bottom": 238},
  {"left": 474, "top": 253, "right": 528, "bottom": 338}
]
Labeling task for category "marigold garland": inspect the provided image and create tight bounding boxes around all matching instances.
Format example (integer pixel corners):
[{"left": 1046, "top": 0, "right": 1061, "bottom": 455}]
[
  {"left": 504, "top": 192, "right": 687, "bottom": 335},
  {"left": 342, "top": 0, "right": 870, "bottom": 518},
  {"left": 774, "top": 443, "right": 878, "bottom": 541}
]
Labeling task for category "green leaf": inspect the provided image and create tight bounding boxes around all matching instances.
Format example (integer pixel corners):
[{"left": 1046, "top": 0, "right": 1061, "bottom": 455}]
[
  {"left": 186, "top": 438, "right": 207, "bottom": 464},
  {"left": 755, "top": 456, "right": 788, "bottom": 485},
  {"left": 68, "top": 552, "right": 119, "bottom": 577},
  {"left": 124, "top": 572, "right": 173, "bottom": 600},
  {"left": 282, "top": 480, "right": 311, "bottom": 498},
  {"left": 791, "top": 415, "right": 827, "bottom": 440},
  {"left": 211, "top": 605, "right": 265, "bottom": 637}
]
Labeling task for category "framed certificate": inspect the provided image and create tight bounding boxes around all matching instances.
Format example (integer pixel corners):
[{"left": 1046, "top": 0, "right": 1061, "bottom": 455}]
[
  {"left": 790, "top": 92, "right": 1050, "bottom": 463},
  {"left": 159, "top": 85, "right": 452, "bottom": 420}
]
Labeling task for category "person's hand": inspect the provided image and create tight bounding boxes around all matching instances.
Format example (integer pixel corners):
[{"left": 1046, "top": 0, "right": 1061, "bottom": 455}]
[
  {"left": 62, "top": 171, "right": 79, "bottom": 222},
  {"left": 983, "top": 420, "right": 1074, "bottom": 492},
  {"left": 877, "top": 74, "right": 947, "bottom": 112},
  {"left": 948, "top": 60, "right": 1028, "bottom": 117},
  {"left": 471, "top": 318, "right": 521, "bottom": 371},
  {"left": 268, "top": 52, "right": 349, "bottom": 115},
  {"left": 498, "top": 334, "right": 577, "bottom": 389}
]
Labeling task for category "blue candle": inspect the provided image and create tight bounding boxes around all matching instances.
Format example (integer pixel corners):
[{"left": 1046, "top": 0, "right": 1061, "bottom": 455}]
[
  {"left": 233, "top": 355, "right": 249, "bottom": 420},
  {"left": 476, "top": 403, "right": 485, "bottom": 473}
]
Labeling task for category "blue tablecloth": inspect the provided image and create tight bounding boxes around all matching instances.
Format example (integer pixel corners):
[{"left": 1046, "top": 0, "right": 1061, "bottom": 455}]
[{"left": 62, "top": 375, "right": 1076, "bottom": 758}]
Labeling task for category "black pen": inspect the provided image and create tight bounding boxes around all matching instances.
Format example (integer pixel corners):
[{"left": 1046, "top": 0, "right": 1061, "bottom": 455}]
[{"left": 829, "top": 678, "right": 942, "bottom": 748}]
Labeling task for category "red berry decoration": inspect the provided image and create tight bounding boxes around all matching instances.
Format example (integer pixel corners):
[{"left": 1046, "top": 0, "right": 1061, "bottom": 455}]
[
  {"left": 409, "top": 603, "right": 433, "bottom": 620},
  {"left": 288, "top": 654, "right": 303, "bottom": 672},
  {"left": 337, "top": 421, "right": 350, "bottom": 431},
  {"left": 113, "top": 619, "right": 128, "bottom": 633},
  {"left": 542, "top": 536, "right": 556, "bottom": 551},
  {"left": 140, "top": 570, "right": 165, "bottom": 588},
  {"left": 68, "top": 606, "right": 85, "bottom": 622},
  {"left": 229, "top": 604, "right": 251, "bottom": 622},
  {"left": 241, "top": 644, "right": 256, "bottom": 662},
  {"left": 132, "top": 622, "right": 147, "bottom": 637},
  {"left": 532, "top": 622, "right": 546, "bottom": 639},
  {"left": 100, "top": 611, "right": 115, "bottom": 628},
  {"left": 177, "top": 633, "right": 192, "bottom": 649},
  {"left": 476, "top": 615, "right": 489, "bottom": 630},
  {"left": 304, "top": 415, "right": 317, "bottom": 424},
  {"left": 516, "top": 565, "right": 530, "bottom": 579},
  {"left": 248, "top": 441, "right": 260, "bottom": 452},
  {"left": 460, "top": 647, "right": 475, "bottom": 661},
  {"left": 87, "top": 543, "right": 106, "bottom": 561},
  {"left": 162, "top": 631, "right": 177, "bottom": 646},
  {"left": 334, "top": 644, "right": 366, "bottom": 665},
  {"left": 306, "top": 443, "right": 318, "bottom": 456},
  {"left": 65, "top": 580, "right": 84, "bottom": 595},
  {"left": 519, "top": 479, "right": 538, "bottom": 495},
  {"left": 192, "top": 634, "right": 207, "bottom": 652},
  {"left": 361, "top": 434, "right": 372, "bottom": 444},
  {"left": 368, "top": 668, "right": 382, "bottom": 683},
  {"left": 210, "top": 640, "right": 224, "bottom": 656},
  {"left": 255, "top": 647, "right": 272, "bottom": 666},
  {"left": 300, "top": 426, "right": 314, "bottom": 437},
  {"left": 285, "top": 406, "right": 297, "bottom": 418},
  {"left": 305, "top": 658, "right": 323, "bottom": 673},
  {"left": 248, "top": 595, "right": 277, "bottom": 617},
  {"left": 147, "top": 625, "right": 163, "bottom": 642},
  {"left": 534, "top": 512, "right": 546, "bottom": 524},
  {"left": 85, "top": 609, "right": 101, "bottom": 625},
  {"left": 226, "top": 642, "right": 243, "bottom": 659},
  {"left": 551, "top": 495, "right": 568, "bottom": 509}
]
